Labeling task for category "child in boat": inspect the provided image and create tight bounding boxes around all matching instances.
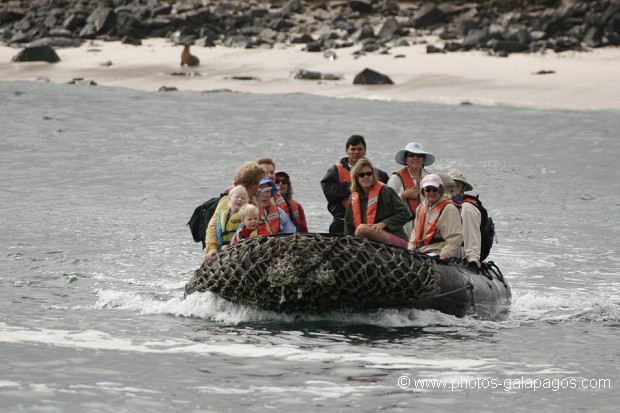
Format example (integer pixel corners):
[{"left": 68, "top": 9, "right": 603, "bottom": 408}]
[
  {"left": 231, "top": 204, "right": 271, "bottom": 245},
  {"left": 216, "top": 185, "right": 249, "bottom": 250}
]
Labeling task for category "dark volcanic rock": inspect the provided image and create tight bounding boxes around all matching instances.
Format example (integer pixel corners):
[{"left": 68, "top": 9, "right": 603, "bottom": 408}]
[
  {"left": 552, "top": 36, "right": 583, "bottom": 52},
  {"left": 11, "top": 45, "right": 60, "bottom": 63},
  {"left": 463, "top": 28, "right": 490, "bottom": 49},
  {"left": 0, "top": 0, "right": 618, "bottom": 56},
  {"left": 291, "top": 33, "right": 314, "bottom": 44},
  {"left": 348, "top": 1, "right": 374, "bottom": 15},
  {"left": 28, "top": 37, "right": 82, "bottom": 48},
  {"left": 412, "top": 3, "right": 447, "bottom": 29},
  {"left": 426, "top": 44, "right": 445, "bottom": 54},
  {"left": 293, "top": 68, "right": 322, "bottom": 80},
  {"left": 305, "top": 41, "right": 323, "bottom": 52},
  {"left": 377, "top": 17, "right": 403, "bottom": 39},
  {"left": 0, "top": 9, "right": 25, "bottom": 24},
  {"left": 86, "top": 7, "right": 116, "bottom": 35},
  {"left": 353, "top": 68, "right": 394, "bottom": 85},
  {"left": 122, "top": 36, "right": 142, "bottom": 46},
  {"left": 488, "top": 39, "right": 529, "bottom": 54}
]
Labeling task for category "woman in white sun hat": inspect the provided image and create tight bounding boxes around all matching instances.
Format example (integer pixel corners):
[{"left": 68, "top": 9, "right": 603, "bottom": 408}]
[{"left": 387, "top": 142, "right": 435, "bottom": 239}]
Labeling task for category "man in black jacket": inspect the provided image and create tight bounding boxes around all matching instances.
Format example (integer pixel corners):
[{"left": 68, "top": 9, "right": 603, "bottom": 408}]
[{"left": 320, "top": 135, "right": 389, "bottom": 234}]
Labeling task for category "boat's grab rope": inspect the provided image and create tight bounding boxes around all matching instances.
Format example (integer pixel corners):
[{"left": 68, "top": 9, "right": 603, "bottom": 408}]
[{"left": 185, "top": 233, "right": 443, "bottom": 313}]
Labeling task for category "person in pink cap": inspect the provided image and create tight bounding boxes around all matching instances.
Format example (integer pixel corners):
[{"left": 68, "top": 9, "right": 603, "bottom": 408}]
[{"left": 410, "top": 173, "right": 463, "bottom": 260}]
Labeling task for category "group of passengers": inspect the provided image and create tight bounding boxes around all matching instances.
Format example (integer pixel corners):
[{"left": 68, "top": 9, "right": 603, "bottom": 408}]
[
  {"left": 321, "top": 135, "right": 485, "bottom": 269},
  {"left": 204, "top": 158, "right": 307, "bottom": 262},
  {"left": 204, "top": 135, "right": 486, "bottom": 269}
]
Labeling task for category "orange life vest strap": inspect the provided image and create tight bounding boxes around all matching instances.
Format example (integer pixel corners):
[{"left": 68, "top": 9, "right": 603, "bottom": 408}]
[
  {"left": 351, "top": 182, "right": 385, "bottom": 228},
  {"left": 396, "top": 168, "right": 419, "bottom": 214},
  {"left": 414, "top": 198, "right": 454, "bottom": 248},
  {"left": 336, "top": 163, "right": 352, "bottom": 209}
]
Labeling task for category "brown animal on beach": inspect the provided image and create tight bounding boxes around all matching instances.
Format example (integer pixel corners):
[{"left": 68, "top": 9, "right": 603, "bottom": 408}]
[{"left": 181, "top": 45, "right": 200, "bottom": 67}]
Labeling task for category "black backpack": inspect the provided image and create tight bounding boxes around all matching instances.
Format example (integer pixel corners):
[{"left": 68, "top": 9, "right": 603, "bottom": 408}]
[
  {"left": 459, "top": 194, "right": 496, "bottom": 261},
  {"left": 187, "top": 193, "right": 225, "bottom": 249}
]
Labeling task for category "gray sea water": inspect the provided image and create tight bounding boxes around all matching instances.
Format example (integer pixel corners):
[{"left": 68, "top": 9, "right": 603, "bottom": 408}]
[{"left": 1, "top": 80, "right": 618, "bottom": 413}]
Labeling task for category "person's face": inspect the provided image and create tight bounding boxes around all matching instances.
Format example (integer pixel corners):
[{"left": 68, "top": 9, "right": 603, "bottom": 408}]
[
  {"left": 358, "top": 167, "right": 374, "bottom": 191},
  {"left": 246, "top": 183, "right": 259, "bottom": 198},
  {"left": 244, "top": 214, "right": 259, "bottom": 230},
  {"left": 257, "top": 185, "right": 272, "bottom": 207},
  {"left": 260, "top": 163, "right": 276, "bottom": 181},
  {"left": 275, "top": 176, "right": 289, "bottom": 195},
  {"left": 346, "top": 144, "right": 366, "bottom": 165},
  {"left": 405, "top": 152, "right": 424, "bottom": 170},
  {"left": 423, "top": 185, "right": 441, "bottom": 204},
  {"left": 229, "top": 192, "right": 248, "bottom": 211},
  {"left": 454, "top": 181, "right": 465, "bottom": 195}
]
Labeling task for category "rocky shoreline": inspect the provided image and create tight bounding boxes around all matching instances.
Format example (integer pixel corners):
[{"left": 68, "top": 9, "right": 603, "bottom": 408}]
[{"left": 1, "top": 0, "right": 619, "bottom": 60}]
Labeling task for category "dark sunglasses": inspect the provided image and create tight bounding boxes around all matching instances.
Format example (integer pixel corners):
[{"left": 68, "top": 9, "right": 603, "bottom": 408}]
[
  {"left": 406, "top": 152, "right": 424, "bottom": 158},
  {"left": 275, "top": 179, "right": 289, "bottom": 185},
  {"left": 358, "top": 171, "right": 374, "bottom": 177},
  {"left": 424, "top": 186, "right": 439, "bottom": 193}
]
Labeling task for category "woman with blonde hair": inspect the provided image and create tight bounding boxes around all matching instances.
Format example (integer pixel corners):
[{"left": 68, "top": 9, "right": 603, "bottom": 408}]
[{"left": 344, "top": 158, "right": 410, "bottom": 248}]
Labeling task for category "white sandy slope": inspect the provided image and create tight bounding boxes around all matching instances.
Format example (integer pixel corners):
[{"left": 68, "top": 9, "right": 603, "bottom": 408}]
[{"left": 1, "top": 37, "right": 618, "bottom": 110}]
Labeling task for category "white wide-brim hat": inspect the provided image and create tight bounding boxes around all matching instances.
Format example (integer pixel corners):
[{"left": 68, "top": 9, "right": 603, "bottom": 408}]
[
  {"left": 395, "top": 142, "right": 435, "bottom": 166},
  {"left": 448, "top": 170, "right": 473, "bottom": 191}
]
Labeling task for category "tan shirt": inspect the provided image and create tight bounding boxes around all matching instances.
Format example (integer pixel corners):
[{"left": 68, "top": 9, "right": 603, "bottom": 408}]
[
  {"left": 409, "top": 199, "right": 463, "bottom": 259},
  {"left": 461, "top": 201, "right": 482, "bottom": 262}
]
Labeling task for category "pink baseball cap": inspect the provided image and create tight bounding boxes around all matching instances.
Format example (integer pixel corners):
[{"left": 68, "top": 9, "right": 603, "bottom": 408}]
[{"left": 421, "top": 173, "right": 443, "bottom": 189}]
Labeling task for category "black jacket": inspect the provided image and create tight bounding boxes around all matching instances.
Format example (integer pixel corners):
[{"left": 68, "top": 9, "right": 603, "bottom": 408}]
[{"left": 320, "top": 157, "right": 390, "bottom": 218}]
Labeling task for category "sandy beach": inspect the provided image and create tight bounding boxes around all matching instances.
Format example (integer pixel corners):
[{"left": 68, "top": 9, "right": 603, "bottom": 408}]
[{"left": 1, "top": 38, "right": 619, "bottom": 111}]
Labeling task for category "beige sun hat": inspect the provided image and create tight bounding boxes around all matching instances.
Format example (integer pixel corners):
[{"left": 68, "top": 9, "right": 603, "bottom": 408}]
[
  {"left": 448, "top": 170, "right": 473, "bottom": 191},
  {"left": 395, "top": 142, "right": 435, "bottom": 166},
  {"left": 437, "top": 173, "right": 455, "bottom": 195}
]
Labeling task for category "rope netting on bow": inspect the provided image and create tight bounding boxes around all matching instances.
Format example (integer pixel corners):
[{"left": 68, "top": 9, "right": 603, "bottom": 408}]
[{"left": 186, "top": 233, "right": 441, "bottom": 313}]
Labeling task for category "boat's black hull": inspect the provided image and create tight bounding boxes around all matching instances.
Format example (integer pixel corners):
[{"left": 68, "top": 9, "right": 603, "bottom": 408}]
[
  {"left": 414, "top": 260, "right": 511, "bottom": 319},
  {"left": 185, "top": 233, "right": 511, "bottom": 320}
]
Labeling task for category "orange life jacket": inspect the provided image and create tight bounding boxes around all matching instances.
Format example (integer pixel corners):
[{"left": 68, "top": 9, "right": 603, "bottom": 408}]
[
  {"left": 396, "top": 168, "right": 420, "bottom": 214},
  {"left": 463, "top": 197, "right": 479, "bottom": 208},
  {"left": 259, "top": 202, "right": 281, "bottom": 233},
  {"left": 274, "top": 192, "right": 287, "bottom": 212},
  {"left": 336, "top": 163, "right": 352, "bottom": 209},
  {"left": 413, "top": 199, "right": 455, "bottom": 248},
  {"left": 351, "top": 182, "right": 385, "bottom": 228},
  {"left": 288, "top": 199, "right": 302, "bottom": 227},
  {"left": 275, "top": 193, "right": 304, "bottom": 230}
]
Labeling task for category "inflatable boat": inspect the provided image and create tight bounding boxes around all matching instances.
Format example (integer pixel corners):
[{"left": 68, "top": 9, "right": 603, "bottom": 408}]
[{"left": 184, "top": 233, "right": 511, "bottom": 320}]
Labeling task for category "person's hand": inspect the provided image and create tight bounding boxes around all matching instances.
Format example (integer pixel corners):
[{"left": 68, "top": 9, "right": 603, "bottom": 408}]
[
  {"left": 370, "top": 222, "right": 386, "bottom": 233},
  {"left": 205, "top": 250, "right": 216, "bottom": 262},
  {"left": 402, "top": 188, "right": 420, "bottom": 199}
]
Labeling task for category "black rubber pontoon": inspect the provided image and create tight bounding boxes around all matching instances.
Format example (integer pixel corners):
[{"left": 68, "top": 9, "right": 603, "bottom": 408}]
[{"left": 184, "top": 233, "right": 511, "bottom": 320}]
